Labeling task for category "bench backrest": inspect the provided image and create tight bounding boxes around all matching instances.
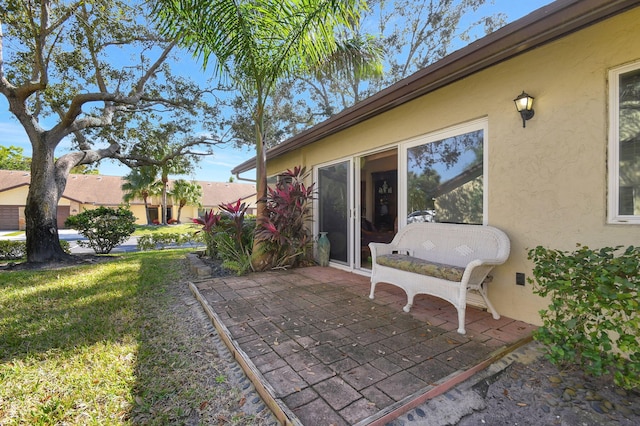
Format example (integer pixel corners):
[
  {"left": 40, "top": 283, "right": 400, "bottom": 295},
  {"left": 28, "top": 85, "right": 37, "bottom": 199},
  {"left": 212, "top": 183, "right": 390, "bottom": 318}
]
[{"left": 390, "top": 223, "right": 510, "bottom": 268}]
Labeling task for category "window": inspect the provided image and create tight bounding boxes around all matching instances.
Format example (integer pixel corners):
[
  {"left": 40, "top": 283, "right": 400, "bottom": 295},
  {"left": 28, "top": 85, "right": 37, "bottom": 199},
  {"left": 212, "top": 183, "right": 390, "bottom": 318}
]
[
  {"left": 405, "top": 121, "right": 486, "bottom": 225},
  {"left": 609, "top": 62, "right": 640, "bottom": 223}
]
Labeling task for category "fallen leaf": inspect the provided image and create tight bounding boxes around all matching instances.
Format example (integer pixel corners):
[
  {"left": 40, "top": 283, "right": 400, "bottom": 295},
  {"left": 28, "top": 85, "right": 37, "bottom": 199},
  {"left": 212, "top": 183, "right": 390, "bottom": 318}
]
[
  {"left": 238, "top": 397, "right": 246, "bottom": 407},
  {"left": 199, "top": 401, "right": 209, "bottom": 410},
  {"left": 516, "top": 402, "right": 528, "bottom": 407}
]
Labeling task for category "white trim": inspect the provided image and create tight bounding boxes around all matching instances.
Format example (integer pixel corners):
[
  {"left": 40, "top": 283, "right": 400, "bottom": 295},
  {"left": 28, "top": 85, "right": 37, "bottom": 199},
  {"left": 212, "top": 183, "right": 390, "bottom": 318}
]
[{"left": 608, "top": 61, "right": 640, "bottom": 225}]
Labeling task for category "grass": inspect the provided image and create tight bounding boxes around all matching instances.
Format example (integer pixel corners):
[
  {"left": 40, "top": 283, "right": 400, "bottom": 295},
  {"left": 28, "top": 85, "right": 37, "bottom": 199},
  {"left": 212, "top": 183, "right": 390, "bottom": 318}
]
[
  {"left": 0, "top": 225, "right": 198, "bottom": 239},
  {"left": 0, "top": 249, "right": 265, "bottom": 425},
  {"left": 0, "top": 231, "right": 23, "bottom": 237},
  {"left": 132, "top": 224, "right": 199, "bottom": 237}
]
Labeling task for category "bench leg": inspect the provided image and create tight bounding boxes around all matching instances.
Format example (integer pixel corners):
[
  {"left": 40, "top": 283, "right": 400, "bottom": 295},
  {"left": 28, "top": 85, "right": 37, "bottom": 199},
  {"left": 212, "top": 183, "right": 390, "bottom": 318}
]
[
  {"left": 403, "top": 292, "right": 415, "bottom": 313},
  {"left": 369, "top": 281, "right": 377, "bottom": 300},
  {"left": 478, "top": 283, "right": 501, "bottom": 320},
  {"left": 457, "top": 307, "right": 467, "bottom": 335}
]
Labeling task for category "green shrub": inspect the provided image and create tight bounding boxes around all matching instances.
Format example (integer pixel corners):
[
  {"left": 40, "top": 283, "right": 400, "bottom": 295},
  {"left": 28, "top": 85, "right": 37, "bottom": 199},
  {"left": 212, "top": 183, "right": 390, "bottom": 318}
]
[
  {"left": 192, "top": 210, "right": 222, "bottom": 257},
  {"left": 529, "top": 244, "right": 640, "bottom": 389},
  {"left": 65, "top": 206, "right": 136, "bottom": 254},
  {"left": 0, "top": 240, "right": 26, "bottom": 260},
  {"left": 212, "top": 204, "right": 254, "bottom": 275},
  {"left": 59, "top": 240, "right": 71, "bottom": 254},
  {"left": 192, "top": 203, "right": 255, "bottom": 275},
  {"left": 213, "top": 232, "right": 253, "bottom": 275},
  {"left": 0, "top": 239, "right": 70, "bottom": 260}
]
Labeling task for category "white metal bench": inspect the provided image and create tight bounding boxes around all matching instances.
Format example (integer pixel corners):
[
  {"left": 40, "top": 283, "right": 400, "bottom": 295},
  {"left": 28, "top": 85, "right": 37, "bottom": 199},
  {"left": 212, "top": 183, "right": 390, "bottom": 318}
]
[{"left": 369, "top": 222, "right": 510, "bottom": 334}]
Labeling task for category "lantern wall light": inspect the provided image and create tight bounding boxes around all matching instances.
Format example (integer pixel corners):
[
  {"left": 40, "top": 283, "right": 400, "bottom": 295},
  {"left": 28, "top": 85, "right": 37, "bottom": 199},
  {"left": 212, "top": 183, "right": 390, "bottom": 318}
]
[{"left": 514, "top": 91, "right": 535, "bottom": 128}]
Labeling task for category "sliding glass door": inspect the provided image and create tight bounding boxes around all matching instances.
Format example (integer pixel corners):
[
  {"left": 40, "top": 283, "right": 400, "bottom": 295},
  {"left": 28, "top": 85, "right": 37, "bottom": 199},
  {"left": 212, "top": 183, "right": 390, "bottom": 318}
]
[
  {"left": 316, "top": 149, "right": 398, "bottom": 270},
  {"left": 317, "top": 161, "right": 351, "bottom": 265}
]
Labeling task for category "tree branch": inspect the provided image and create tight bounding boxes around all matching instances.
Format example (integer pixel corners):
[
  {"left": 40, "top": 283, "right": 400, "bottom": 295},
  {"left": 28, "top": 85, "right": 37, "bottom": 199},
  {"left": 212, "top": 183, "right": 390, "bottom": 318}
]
[{"left": 115, "top": 136, "right": 221, "bottom": 168}]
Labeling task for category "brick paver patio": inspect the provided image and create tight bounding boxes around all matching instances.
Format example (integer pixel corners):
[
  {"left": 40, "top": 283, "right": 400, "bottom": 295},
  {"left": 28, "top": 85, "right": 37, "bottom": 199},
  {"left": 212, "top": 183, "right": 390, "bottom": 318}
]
[{"left": 190, "top": 266, "right": 536, "bottom": 425}]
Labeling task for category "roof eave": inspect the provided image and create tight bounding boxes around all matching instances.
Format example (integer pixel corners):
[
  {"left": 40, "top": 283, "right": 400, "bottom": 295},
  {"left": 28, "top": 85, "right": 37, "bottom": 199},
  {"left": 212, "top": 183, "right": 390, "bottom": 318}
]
[{"left": 232, "top": 0, "right": 640, "bottom": 175}]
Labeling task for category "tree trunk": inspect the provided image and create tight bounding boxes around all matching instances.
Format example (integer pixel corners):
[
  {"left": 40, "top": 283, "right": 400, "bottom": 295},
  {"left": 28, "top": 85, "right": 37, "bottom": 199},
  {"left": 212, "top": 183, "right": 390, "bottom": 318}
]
[
  {"left": 177, "top": 201, "right": 185, "bottom": 223},
  {"left": 161, "top": 176, "right": 168, "bottom": 225},
  {"left": 25, "top": 142, "right": 70, "bottom": 263},
  {"left": 143, "top": 194, "right": 152, "bottom": 225},
  {"left": 250, "top": 110, "right": 271, "bottom": 271}
]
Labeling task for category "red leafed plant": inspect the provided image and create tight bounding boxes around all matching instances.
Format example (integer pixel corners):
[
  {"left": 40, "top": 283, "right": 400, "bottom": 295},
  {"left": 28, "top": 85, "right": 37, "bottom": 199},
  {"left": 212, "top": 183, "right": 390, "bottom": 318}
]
[
  {"left": 192, "top": 209, "right": 222, "bottom": 233},
  {"left": 192, "top": 209, "right": 222, "bottom": 256},
  {"left": 219, "top": 199, "right": 249, "bottom": 247},
  {"left": 256, "top": 166, "right": 315, "bottom": 268}
]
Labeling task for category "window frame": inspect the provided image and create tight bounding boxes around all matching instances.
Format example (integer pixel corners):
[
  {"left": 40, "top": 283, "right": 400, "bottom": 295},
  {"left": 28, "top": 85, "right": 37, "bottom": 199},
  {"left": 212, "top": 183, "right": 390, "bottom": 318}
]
[
  {"left": 608, "top": 61, "right": 640, "bottom": 224},
  {"left": 399, "top": 118, "right": 489, "bottom": 227}
]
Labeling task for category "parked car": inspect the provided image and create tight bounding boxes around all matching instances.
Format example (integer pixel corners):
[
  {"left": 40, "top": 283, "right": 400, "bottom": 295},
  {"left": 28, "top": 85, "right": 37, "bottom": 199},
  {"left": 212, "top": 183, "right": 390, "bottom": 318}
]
[{"left": 407, "top": 210, "right": 436, "bottom": 223}]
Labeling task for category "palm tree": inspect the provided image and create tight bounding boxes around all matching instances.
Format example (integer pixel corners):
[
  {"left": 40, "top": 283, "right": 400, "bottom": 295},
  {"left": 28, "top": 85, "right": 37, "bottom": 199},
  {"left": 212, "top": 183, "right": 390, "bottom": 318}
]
[
  {"left": 169, "top": 179, "right": 203, "bottom": 223},
  {"left": 122, "top": 167, "right": 157, "bottom": 225},
  {"left": 153, "top": 0, "right": 372, "bottom": 270}
]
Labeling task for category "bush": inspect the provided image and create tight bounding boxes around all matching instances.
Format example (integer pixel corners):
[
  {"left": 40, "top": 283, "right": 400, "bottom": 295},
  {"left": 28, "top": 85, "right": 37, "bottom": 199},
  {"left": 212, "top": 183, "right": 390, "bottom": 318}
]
[
  {"left": 216, "top": 201, "right": 254, "bottom": 275},
  {"left": 529, "top": 244, "right": 640, "bottom": 389},
  {"left": 192, "top": 209, "right": 222, "bottom": 258},
  {"left": 0, "top": 240, "right": 26, "bottom": 260},
  {"left": 192, "top": 203, "right": 255, "bottom": 275},
  {"left": 213, "top": 231, "right": 253, "bottom": 276},
  {"left": 256, "top": 166, "right": 314, "bottom": 268},
  {"left": 0, "top": 239, "right": 71, "bottom": 260},
  {"left": 65, "top": 206, "right": 136, "bottom": 254}
]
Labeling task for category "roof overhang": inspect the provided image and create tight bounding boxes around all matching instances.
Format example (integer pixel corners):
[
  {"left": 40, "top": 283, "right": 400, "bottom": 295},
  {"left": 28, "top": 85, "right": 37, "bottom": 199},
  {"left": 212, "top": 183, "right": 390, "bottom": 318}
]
[
  {"left": 232, "top": 0, "right": 640, "bottom": 175},
  {"left": 0, "top": 182, "right": 29, "bottom": 193}
]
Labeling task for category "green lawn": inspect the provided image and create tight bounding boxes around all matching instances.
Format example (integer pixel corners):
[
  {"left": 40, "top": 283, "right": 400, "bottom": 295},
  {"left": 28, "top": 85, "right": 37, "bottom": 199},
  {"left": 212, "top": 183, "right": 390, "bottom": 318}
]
[
  {"left": 0, "top": 249, "right": 252, "bottom": 425},
  {"left": 133, "top": 223, "right": 200, "bottom": 236}
]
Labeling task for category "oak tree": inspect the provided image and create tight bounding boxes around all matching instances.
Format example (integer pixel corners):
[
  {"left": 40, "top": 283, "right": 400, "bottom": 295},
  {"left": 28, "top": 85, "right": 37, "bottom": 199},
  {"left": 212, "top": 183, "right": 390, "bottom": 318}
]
[{"left": 0, "top": 0, "right": 216, "bottom": 262}]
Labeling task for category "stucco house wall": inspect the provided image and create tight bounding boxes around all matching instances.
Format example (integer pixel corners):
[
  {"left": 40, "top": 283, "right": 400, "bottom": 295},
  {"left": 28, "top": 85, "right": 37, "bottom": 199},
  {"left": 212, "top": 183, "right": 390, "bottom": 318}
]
[{"left": 257, "top": 4, "right": 640, "bottom": 325}]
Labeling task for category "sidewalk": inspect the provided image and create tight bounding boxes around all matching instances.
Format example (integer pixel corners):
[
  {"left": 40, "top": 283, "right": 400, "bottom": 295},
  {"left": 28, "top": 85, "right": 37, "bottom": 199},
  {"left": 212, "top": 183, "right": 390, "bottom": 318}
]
[
  {"left": 189, "top": 265, "right": 536, "bottom": 425},
  {"left": 0, "top": 229, "right": 80, "bottom": 240},
  {"left": 0, "top": 230, "right": 140, "bottom": 254}
]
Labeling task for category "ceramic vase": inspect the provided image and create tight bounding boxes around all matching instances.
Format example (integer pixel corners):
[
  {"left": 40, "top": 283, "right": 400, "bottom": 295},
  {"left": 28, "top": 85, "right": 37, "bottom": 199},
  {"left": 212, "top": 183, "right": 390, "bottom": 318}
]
[{"left": 317, "top": 232, "right": 330, "bottom": 266}]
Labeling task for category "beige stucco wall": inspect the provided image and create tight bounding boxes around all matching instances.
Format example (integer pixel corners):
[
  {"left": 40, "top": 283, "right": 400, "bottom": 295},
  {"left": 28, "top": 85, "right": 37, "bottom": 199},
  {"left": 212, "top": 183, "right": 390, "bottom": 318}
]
[
  {"left": 0, "top": 186, "right": 29, "bottom": 205},
  {"left": 127, "top": 205, "right": 149, "bottom": 225},
  {"left": 267, "top": 8, "right": 640, "bottom": 325}
]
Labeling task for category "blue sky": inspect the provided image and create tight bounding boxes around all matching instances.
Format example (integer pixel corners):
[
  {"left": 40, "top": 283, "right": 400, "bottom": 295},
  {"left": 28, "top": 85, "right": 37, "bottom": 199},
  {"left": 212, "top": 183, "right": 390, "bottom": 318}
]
[{"left": 0, "top": 0, "right": 553, "bottom": 183}]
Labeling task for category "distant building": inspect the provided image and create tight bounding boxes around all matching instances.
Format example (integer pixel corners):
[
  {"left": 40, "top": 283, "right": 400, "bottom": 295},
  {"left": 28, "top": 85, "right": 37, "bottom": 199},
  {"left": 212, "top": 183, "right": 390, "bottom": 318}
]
[{"left": 0, "top": 170, "right": 256, "bottom": 229}]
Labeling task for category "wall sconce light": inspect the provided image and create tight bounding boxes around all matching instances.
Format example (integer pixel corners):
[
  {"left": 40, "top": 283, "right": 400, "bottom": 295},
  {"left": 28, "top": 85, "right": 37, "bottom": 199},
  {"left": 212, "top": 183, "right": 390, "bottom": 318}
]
[{"left": 514, "top": 91, "right": 535, "bottom": 128}]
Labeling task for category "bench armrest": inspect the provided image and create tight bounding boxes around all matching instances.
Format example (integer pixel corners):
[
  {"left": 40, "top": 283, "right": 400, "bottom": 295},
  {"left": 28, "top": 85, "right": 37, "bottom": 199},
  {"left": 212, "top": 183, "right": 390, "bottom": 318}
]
[
  {"left": 369, "top": 242, "right": 414, "bottom": 258},
  {"left": 369, "top": 242, "right": 392, "bottom": 257},
  {"left": 461, "top": 258, "right": 507, "bottom": 286}
]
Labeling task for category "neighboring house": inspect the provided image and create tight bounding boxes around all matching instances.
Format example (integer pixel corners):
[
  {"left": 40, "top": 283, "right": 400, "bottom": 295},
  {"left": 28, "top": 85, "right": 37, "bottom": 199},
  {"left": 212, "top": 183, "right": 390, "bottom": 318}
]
[
  {"left": 232, "top": 0, "right": 640, "bottom": 325},
  {"left": 0, "top": 170, "right": 256, "bottom": 229}
]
